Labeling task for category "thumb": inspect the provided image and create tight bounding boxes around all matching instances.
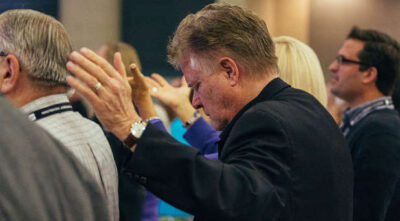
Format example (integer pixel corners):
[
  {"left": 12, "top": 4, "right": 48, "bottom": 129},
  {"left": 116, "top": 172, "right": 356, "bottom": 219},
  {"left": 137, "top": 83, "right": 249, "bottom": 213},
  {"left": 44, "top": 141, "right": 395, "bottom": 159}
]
[{"left": 130, "top": 63, "right": 143, "bottom": 80}]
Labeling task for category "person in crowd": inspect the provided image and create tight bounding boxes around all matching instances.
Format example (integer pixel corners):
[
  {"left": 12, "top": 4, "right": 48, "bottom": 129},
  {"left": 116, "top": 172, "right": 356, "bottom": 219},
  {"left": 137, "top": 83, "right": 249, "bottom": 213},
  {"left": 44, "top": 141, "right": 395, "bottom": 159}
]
[
  {"left": 329, "top": 26, "right": 400, "bottom": 221},
  {"left": 274, "top": 36, "right": 327, "bottom": 106},
  {"left": 0, "top": 9, "right": 119, "bottom": 220},
  {"left": 66, "top": 3, "right": 353, "bottom": 221},
  {"left": 0, "top": 94, "right": 110, "bottom": 221},
  {"left": 143, "top": 35, "right": 329, "bottom": 157}
]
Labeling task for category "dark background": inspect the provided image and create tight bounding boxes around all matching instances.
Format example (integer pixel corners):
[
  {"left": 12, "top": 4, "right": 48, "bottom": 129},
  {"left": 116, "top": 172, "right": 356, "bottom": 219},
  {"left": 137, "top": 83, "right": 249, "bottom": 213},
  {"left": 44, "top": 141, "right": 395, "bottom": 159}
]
[
  {"left": 0, "top": 0, "right": 58, "bottom": 18},
  {"left": 0, "top": 0, "right": 213, "bottom": 77},
  {"left": 121, "top": 0, "right": 213, "bottom": 76}
]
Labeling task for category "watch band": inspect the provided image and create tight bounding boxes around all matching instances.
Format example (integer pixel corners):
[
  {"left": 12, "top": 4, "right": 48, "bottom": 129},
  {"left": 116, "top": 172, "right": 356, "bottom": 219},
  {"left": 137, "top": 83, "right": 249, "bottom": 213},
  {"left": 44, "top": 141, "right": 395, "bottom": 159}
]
[{"left": 123, "top": 133, "right": 138, "bottom": 148}]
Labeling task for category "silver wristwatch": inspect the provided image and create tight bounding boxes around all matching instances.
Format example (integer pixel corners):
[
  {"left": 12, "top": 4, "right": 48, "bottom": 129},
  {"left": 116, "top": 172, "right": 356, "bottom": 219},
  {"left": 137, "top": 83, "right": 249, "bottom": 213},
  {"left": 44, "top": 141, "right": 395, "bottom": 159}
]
[{"left": 123, "top": 120, "right": 147, "bottom": 147}]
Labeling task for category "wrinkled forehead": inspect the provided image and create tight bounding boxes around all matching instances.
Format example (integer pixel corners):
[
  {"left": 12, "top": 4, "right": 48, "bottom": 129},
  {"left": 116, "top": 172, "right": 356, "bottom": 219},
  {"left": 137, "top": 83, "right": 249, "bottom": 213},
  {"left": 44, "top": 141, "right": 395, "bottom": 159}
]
[
  {"left": 179, "top": 52, "right": 203, "bottom": 69},
  {"left": 180, "top": 55, "right": 201, "bottom": 84},
  {"left": 180, "top": 51, "right": 218, "bottom": 76}
]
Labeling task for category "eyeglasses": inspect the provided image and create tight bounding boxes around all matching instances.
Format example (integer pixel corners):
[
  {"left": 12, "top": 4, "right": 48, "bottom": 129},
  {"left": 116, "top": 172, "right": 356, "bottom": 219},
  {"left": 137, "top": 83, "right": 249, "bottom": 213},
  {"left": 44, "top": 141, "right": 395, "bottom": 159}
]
[{"left": 335, "top": 55, "right": 370, "bottom": 67}]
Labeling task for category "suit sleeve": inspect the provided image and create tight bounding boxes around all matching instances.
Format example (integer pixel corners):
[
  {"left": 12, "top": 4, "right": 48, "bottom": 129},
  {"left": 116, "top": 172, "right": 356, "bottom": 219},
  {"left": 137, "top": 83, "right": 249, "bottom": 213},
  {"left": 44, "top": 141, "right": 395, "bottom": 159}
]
[
  {"left": 352, "top": 128, "right": 400, "bottom": 221},
  {"left": 123, "top": 108, "right": 290, "bottom": 220}
]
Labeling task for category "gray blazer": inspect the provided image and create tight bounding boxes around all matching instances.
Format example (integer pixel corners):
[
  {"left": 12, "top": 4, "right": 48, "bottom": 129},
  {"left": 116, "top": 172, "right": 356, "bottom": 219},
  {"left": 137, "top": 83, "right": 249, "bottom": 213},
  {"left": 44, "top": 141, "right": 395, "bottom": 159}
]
[{"left": 0, "top": 96, "right": 110, "bottom": 221}]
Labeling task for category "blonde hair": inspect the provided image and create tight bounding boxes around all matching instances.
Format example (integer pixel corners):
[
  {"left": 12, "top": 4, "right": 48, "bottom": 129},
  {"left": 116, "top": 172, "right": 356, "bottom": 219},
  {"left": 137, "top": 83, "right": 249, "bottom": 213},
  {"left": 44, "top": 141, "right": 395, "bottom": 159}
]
[
  {"left": 167, "top": 3, "right": 277, "bottom": 77},
  {"left": 102, "top": 42, "right": 142, "bottom": 75},
  {"left": 0, "top": 9, "right": 72, "bottom": 87},
  {"left": 274, "top": 36, "right": 327, "bottom": 106}
]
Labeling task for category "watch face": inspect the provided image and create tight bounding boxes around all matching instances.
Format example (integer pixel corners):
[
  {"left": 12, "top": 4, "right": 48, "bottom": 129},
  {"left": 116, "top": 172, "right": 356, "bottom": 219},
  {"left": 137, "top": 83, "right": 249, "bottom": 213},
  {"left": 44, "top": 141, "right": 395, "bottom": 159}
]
[{"left": 131, "top": 121, "right": 147, "bottom": 138}]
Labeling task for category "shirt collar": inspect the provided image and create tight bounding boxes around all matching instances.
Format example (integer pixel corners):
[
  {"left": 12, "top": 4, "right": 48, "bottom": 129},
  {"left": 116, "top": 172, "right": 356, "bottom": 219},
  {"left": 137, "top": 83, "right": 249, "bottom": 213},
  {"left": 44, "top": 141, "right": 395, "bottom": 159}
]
[
  {"left": 342, "top": 96, "right": 394, "bottom": 127},
  {"left": 20, "top": 94, "right": 70, "bottom": 114}
]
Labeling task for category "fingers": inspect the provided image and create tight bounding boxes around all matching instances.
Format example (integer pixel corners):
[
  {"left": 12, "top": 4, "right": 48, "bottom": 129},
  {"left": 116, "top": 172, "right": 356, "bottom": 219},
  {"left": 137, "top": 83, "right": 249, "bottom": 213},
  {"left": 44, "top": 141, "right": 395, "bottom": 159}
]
[
  {"left": 66, "top": 75, "right": 100, "bottom": 106},
  {"left": 114, "top": 52, "right": 127, "bottom": 79},
  {"left": 69, "top": 51, "right": 110, "bottom": 87},
  {"left": 151, "top": 73, "right": 169, "bottom": 87},
  {"left": 144, "top": 77, "right": 161, "bottom": 97},
  {"left": 66, "top": 61, "right": 100, "bottom": 92},
  {"left": 127, "top": 77, "right": 134, "bottom": 88},
  {"left": 79, "top": 47, "right": 122, "bottom": 80},
  {"left": 67, "top": 48, "right": 141, "bottom": 141},
  {"left": 130, "top": 64, "right": 144, "bottom": 82},
  {"left": 144, "top": 76, "right": 159, "bottom": 88},
  {"left": 129, "top": 64, "right": 150, "bottom": 92}
]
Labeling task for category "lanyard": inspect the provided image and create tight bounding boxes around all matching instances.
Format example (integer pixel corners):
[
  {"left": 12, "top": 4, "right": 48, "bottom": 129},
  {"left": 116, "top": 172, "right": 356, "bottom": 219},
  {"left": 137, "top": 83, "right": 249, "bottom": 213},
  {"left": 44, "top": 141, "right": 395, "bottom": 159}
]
[
  {"left": 340, "top": 98, "right": 394, "bottom": 137},
  {"left": 27, "top": 102, "right": 73, "bottom": 121}
]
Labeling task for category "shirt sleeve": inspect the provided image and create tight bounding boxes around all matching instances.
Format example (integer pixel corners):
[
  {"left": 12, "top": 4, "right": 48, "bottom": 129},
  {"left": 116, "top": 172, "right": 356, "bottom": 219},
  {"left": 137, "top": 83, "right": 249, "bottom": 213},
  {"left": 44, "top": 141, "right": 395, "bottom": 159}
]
[
  {"left": 183, "top": 117, "right": 220, "bottom": 155},
  {"left": 148, "top": 118, "right": 167, "bottom": 132}
]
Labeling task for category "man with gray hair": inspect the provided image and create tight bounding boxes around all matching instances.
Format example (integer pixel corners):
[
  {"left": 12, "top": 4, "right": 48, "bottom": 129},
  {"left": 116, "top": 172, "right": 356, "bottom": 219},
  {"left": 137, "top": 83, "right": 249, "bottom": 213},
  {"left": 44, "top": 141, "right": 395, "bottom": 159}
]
[
  {"left": 0, "top": 9, "right": 119, "bottom": 221},
  {"left": 66, "top": 3, "right": 353, "bottom": 221}
]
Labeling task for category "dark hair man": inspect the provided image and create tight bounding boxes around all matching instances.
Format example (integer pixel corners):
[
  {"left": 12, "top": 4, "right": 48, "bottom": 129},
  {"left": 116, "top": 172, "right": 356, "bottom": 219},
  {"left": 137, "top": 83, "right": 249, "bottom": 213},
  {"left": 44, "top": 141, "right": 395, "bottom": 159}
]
[
  {"left": 66, "top": 3, "right": 353, "bottom": 221},
  {"left": 329, "top": 26, "right": 400, "bottom": 221}
]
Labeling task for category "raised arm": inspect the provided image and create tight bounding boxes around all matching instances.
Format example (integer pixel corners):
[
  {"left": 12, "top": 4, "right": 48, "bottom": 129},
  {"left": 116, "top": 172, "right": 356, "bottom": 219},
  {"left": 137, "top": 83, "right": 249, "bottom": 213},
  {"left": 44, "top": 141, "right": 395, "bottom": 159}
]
[
  {"left": 66, "top": 48, "right": 140, "bottom": 144},
  {"left": 145, "top": 74, "right": 196, "bottom": 124},
  {"left": 146, "top": 74, "right": 219, "bottom": 155}
]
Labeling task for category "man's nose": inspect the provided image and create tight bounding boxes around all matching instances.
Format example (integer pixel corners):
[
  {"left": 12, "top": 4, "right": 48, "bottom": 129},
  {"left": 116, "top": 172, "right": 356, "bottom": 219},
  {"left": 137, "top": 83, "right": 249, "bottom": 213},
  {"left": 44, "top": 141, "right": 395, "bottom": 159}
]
[
  {"left": 329, "top": 59, "right": 339, "bottom": 72},
  {"left": 191, "top": 92, "right": 202, "bottom": 109}
]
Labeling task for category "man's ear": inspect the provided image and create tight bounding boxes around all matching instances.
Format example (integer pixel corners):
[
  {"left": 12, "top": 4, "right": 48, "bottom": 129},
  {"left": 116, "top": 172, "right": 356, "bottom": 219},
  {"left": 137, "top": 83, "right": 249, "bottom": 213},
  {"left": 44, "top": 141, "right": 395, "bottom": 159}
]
[
  {"left": 219, "top": 57, "right": 239, "bottom": 86},
  {"left": 1, "top": 54, "right": 21, "bottom": 94},
  {"left": 361, "top": 66, "right": 378, "bottom": 85}
]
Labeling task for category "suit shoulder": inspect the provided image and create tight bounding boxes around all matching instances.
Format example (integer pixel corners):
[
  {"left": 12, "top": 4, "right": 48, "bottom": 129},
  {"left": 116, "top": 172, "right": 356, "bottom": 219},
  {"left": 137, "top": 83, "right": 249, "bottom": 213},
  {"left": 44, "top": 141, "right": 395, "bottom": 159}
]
[{"left": 356, "top": 109, "right": 400, "bottom": 135}]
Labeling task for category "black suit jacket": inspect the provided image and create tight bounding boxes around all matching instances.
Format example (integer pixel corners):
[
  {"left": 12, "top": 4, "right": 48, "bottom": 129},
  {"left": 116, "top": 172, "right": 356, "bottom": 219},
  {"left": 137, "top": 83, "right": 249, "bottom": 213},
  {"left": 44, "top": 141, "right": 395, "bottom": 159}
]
[
  {"left": 345, "top": 108, "right": 400, "bottom": 221},
  {"left": 124, "top": 78, "right": 353, "bottom": 221}
]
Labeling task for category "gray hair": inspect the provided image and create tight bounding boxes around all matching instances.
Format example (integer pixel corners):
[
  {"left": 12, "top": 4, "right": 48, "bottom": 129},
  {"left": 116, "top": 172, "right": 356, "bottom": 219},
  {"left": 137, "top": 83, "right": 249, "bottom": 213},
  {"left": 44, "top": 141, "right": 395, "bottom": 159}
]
[
  {"left": 0, "top": 9, "right": 72, "bottom": 87},
  {"left": 167, "top": 3, "right": 277, "bottom": 77}
]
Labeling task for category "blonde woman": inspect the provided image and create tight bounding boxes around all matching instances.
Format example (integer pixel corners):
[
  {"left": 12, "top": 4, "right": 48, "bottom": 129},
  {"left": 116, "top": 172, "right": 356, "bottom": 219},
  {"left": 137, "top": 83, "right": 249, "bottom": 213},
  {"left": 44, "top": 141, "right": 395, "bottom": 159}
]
[{"left": 274, "top": 36, "right": 327, "bottom": 106}]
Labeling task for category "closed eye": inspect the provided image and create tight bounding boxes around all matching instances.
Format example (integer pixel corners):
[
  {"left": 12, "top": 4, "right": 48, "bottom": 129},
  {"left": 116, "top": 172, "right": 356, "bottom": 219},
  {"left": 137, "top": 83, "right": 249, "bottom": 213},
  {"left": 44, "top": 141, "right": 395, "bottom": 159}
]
[
  {"left": 192, "top": 82, "right": 200, "bottom": 92},
  {"left": 188, "top": 81, "right": 200, "bottom": 92}
]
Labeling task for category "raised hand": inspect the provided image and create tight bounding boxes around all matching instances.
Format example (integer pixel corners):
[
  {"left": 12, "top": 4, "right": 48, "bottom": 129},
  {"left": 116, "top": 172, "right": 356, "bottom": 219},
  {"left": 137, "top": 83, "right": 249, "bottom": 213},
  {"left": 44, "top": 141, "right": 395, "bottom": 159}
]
[
  {"left": 145, "top": 73, "right": 196, "bottom": 123},
  {"left": 128, "top": 64, "right": 158, "bottom": 120},
  {"left": 66, "top": 48, "right": 141, "bottom": 141}
]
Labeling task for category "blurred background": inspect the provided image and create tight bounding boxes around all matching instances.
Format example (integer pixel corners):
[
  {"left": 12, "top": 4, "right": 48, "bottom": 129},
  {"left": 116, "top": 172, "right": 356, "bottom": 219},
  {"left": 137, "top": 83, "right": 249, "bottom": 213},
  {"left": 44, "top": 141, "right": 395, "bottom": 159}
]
[{"left": 1, "top": 0, "right": 399, "bottom": 80}]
